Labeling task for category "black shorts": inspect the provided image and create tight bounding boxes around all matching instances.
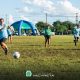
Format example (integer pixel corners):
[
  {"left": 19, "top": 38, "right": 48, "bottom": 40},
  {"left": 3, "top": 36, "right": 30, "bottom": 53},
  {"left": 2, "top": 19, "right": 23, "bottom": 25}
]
[
  {"left": 8, "top": 34, "right": 12, "bottom": 37},
  {"left": 44, "top": 35, "right": 51, "bottom": 39},
  {"left": 0, "top": 38, "right": 7, "bottom": 44},
  {"left": 74, "top": 37, "right": 79, "bottom": 40}
]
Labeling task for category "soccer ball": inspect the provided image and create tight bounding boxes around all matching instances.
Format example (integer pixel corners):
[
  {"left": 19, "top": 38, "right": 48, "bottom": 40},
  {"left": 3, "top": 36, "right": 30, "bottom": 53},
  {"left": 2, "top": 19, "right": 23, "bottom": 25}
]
[{"left": 13, "top": 51, "right": 20, "bottom": 59}]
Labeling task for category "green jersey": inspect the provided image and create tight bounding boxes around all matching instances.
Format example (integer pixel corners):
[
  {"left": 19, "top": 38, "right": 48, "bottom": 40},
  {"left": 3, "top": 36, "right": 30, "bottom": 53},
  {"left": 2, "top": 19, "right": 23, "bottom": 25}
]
[{"left": 43, "top": 28, "right": 52, "bottom": 36}]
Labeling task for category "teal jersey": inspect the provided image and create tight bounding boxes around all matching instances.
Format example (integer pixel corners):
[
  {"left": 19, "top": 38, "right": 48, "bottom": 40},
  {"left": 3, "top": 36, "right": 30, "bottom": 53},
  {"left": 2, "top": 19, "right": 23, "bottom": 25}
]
[
  {"left": 0, "top": 24, "right": 8, "bottom": 39},
  {"left": 73, "top": 27, "right": 80, "bottom": 37},
  {"left": 43, "top": 28, "right": 52, "bottom": 36},
  {"left": 7, "top": 29, "right": 12, "bottom": 35}
]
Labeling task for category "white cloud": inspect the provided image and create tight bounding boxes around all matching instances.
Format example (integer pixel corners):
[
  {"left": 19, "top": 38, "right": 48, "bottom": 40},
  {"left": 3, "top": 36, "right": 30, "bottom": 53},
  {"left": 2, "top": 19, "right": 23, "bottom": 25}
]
[
  {"left": 22, "top": 0, "right": 56, "bottom": 14},
  {"left": 16, "top": 6, "right": 33, "bottom": 13},
  {"left": 57, "top": 0, "right": 80, "bottom": 15},
  {"left": 23, "top": 7, "right": 30, "bottom": 12},
  {"left": 19, "top": 0, "right": 80, "bottom": 23},
  {"left": 21, "top": 0, "right": 80, "bottom": 15},
  {"left": 22, "top": 0, "right": 32, "bottom": 4}
]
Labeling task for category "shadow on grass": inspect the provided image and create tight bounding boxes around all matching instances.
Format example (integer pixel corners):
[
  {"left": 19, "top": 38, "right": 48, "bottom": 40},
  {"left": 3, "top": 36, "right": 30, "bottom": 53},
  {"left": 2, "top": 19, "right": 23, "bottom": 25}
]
[{"left": 21, "top": 44, "right": 43, "bottom": 47}]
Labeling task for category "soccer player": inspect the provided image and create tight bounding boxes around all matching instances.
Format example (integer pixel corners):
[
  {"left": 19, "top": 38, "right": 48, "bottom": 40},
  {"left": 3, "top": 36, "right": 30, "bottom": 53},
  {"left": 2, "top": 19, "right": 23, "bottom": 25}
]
[
  {"left": 7, "top": 26, "right": 14, "bottom": 43},
  {"left": 43, "top": 25, "right": 52, "bottom": 47},
  {"left": 73, "top": 24, "right": 80, "bottom": 46},
  {"left": 0, "top": 18, "right": 8, "bottom": 55}
]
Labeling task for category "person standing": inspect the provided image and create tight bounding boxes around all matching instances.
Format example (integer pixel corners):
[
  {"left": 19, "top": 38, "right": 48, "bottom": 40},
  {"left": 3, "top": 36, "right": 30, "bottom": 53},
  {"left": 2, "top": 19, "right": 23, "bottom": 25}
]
[
  {"left": 43, "top": 25, "right": 52, "bottom": 47},
  {"left": 73, "top": 24, "right": 80, "bottom": 46},
  {"left": 7, "top": 26, "right": 14, "bottom": 43},
  {"left": 0, "top": 18, "right": 8, "bottom": 55}
]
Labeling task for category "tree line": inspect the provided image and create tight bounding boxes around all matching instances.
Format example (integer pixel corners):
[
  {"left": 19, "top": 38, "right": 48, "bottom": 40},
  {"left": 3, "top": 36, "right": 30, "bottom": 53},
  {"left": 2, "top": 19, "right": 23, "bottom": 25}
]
[{"left": 36, "top": 20, "right": 76, "bottom": 35}]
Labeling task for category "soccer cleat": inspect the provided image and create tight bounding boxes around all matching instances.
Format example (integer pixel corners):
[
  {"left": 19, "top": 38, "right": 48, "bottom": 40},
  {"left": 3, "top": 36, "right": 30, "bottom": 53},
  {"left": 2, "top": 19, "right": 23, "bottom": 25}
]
[
  {"left": 74, "top": 40, "right": 76, "bottom": 42},
  {"left": 4, "top": 48, "right": 8, "bottom": 55},
  {"left": 77, "top": 39, "right": 78, "bottom": 42}
]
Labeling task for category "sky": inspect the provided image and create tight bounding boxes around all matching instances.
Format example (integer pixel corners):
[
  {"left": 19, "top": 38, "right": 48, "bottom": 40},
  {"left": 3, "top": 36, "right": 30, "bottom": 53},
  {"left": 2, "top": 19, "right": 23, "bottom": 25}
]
[{"left": 0, "top": 0, "right": 80, "bottom": 24}]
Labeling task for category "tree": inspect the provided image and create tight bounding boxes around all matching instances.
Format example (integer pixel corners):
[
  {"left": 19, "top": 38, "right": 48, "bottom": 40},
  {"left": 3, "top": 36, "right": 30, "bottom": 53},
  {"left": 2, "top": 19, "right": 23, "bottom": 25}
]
[
  {"left": 52, "top": 20, "right": 75, "bottom": 35},
  {"left": 52, "top": 21, "right": 64, "bottom": 35},
  {"left": 35, "top": 21, "right": 46, "bottom": 33},
  {"left": 62, "top": 21, "right": 75, "bottom": 34},
  {"left": 60, "top": 25, "right": 67, "bottom": 35}
]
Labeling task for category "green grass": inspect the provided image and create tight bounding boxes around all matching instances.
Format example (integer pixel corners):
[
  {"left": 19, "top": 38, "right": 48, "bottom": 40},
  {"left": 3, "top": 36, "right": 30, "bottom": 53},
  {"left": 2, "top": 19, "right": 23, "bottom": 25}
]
[{"left": 0, "top": 35, "right": 80, "bottom": 80}]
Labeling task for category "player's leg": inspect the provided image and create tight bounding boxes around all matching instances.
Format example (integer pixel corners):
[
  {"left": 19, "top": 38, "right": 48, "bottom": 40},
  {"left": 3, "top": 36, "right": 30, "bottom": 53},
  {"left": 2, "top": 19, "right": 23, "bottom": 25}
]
[
  {"left": 0, "top": 38, "right": 8, "bottom": 55},
  {"left": 1, "top": 42, "right": 8, "bottom": 55},
  {"left": 48, "top": 36, "right": 50, "bottom": 45},
  {"left": 77, "top": 37, "right": 79, "bottom": 42},
  {"left": 10, "top": 35, "right": 12, "bottom": 43},
  {"left": 74, "top": 37, "right": 77, "bottom": 46},
  {"left": 8, "top": 35, "right": 10, "bottom": 43},
  {"left": 45, "top": 37, "right": 47, "bottom": 47},
  {"left": 74, "top": 36, "right": 76, "bottom": 42}
]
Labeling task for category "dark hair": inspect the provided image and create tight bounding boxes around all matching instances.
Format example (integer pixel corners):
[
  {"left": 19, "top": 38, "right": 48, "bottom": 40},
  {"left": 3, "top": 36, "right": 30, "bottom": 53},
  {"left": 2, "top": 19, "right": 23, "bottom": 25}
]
[{"left": 0, "top": 18, "right": 4, "bottom": 21}]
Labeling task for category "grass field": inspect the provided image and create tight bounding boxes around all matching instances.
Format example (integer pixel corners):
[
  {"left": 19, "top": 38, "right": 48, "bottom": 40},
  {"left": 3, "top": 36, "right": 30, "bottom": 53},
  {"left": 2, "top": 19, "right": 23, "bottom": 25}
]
[{"left": 0, "top": 35, "right": 80, "bottom": 80}]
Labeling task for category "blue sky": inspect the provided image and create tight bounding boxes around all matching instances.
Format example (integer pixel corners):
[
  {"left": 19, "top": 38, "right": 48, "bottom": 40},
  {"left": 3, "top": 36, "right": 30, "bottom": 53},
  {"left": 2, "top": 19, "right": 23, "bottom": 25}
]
[{"left": 0, "top": 0, "right": 80, "bottom": 24}]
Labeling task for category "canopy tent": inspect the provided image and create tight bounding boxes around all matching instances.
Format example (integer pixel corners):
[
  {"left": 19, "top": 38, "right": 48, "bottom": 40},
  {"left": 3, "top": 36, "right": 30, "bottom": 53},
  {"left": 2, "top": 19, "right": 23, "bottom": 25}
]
[{"left": 11, "top": 20, "right": 39, "bottom": 35}]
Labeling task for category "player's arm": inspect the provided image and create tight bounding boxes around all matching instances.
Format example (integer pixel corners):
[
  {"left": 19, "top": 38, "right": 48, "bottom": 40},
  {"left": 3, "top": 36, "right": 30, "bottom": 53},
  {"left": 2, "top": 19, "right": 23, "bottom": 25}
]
[
  {"left": 0, "top": 27, "right": 4, "bottom": 31},
  {"left": 0, "top": 24, "right": 6, "bottom": 31},
  {"left": 79, "top": 29, "right": 80, "bottom": 36}
]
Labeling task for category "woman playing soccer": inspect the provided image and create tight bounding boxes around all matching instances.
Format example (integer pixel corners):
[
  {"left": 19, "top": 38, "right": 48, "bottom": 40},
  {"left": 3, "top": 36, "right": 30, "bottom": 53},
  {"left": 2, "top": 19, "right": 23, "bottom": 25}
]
[
  {"left": 0, "top": 18, "right": 8, "bottom": 55},
  {"left": 43, "top": 25, "right": 52, "bottom": 47},
  {"left": 73, "top": 24, "right": 80, "bottom": 46},
  {"left": 7, "top": 26, "right": 14, "bottom": 43}
]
